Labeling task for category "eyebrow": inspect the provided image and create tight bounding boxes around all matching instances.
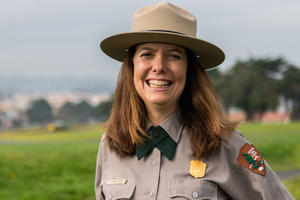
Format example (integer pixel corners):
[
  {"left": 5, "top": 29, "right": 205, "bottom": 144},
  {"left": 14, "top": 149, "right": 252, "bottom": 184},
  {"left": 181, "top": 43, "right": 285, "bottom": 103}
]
[
  {"left": 139, "top": 47, "right": 155, "bottom": 51},
  {"left": 138, "top": 47, "right": 185, "bottom": 55},
  {"left": 167, "top": 48, "right": 185, "bottom": 55}
]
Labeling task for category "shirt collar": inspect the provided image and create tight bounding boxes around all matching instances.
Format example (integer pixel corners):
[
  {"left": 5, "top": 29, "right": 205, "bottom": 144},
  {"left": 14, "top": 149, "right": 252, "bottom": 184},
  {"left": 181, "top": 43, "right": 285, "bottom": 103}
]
[{"left": 145, "top": 110, "right": 184, "bottom": 143}]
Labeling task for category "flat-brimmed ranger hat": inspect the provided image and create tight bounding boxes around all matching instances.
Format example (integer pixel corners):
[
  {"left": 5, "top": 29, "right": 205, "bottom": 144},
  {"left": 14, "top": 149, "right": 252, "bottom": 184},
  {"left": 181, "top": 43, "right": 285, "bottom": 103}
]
[{"left": 100, "top": 1, "right": 225, "bottom": 69}]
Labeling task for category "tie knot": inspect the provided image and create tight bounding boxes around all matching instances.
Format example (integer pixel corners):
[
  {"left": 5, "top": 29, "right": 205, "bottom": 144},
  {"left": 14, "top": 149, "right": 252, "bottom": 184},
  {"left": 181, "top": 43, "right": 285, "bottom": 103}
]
[
  {"left": 136, "top": 125, "right": 177, "bottom": 160},
  {"left": 149, "top": 126, "right": 166, "bottom": 138}
]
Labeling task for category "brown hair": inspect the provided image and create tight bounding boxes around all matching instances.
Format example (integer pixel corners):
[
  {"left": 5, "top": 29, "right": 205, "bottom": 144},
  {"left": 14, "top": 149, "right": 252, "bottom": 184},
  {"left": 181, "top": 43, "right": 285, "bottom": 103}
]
[{"left": 105, "top": 48, "right": 238, "bottom": 159}]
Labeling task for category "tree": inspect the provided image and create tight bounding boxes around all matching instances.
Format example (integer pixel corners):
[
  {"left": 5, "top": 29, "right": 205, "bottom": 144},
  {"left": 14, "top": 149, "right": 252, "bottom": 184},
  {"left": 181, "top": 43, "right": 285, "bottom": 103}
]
[
  {"left": 57, "top": 101, "right": 96, "bottom": 124},
  {"left": 26, "top": 99, "right": 53, "bottom": 125},
  {"left": 207, "top": 68, "right": 230, "bottom": 111},
  {"left": 75, "top": 101, "right": 96, "bottom": 123},
  {"left": 280, "top": 65, "right": 300, "bottom": 119},
  {"left": 0, "top": 116, "right": 3, "bottom": 129},
  {"left": 220, "top": 57, "right": 287, "bottom": 120},
  {"left": 96, "top": 97, "right": 113, "bottom": 121},
  {"left": 207, "top": 68, "right": 224, "bottom": 92},
  {"left": 57, "top": 102, "right": 77, "bottom": 124}
]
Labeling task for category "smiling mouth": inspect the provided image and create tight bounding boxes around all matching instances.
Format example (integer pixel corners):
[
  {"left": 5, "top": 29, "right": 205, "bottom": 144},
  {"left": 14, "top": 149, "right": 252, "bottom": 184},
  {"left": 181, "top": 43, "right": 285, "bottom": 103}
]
[{"left": 147, "top": 80, "right": 172, "bottom": 88}]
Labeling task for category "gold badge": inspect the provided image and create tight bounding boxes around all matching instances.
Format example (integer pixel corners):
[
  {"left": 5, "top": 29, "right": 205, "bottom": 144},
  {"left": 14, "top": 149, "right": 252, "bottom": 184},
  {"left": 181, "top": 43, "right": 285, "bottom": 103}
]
[{"left": 189, "top": 160, "right": 206, "bottom": 178}]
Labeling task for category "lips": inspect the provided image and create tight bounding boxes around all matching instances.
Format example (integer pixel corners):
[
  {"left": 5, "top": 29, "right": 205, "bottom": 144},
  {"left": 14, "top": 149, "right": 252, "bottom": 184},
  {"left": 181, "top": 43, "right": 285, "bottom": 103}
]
[{"left": 147, "top": 79, "right": 172, "bottom": 88}]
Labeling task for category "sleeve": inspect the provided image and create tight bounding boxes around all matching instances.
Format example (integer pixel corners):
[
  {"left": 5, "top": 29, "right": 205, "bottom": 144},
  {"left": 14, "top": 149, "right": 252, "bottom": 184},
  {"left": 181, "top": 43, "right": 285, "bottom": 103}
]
[
  {"left": 95, "top": 134, "right": 106, "bottom": 200},
  {"left": 218, "top": 131, "right": 295, "bottom": 200}
]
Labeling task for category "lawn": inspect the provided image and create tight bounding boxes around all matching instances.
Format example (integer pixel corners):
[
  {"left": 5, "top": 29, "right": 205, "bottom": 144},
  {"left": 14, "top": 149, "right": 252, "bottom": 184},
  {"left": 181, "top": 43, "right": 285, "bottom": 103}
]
[
  {"left": 0, "top": 124, "right": 103, "bottom": 200},
  {"left": 238, "top": 122, "right": 300, "bottom": 171},
  {"left": 0, "top": 122, "right": 299, "bottom": 199}
]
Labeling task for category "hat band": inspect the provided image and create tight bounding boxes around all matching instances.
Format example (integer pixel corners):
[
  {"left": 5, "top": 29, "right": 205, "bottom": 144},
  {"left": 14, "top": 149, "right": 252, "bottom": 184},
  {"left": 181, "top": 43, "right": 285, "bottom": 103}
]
[{"left": 145, "top": 30, "right": 184, "bottom": 35}]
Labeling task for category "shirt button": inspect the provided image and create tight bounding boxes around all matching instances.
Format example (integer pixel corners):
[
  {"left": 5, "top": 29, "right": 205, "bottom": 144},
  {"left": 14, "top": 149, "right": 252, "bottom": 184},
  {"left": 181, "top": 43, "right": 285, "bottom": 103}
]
[
  {"left": 149, "top": 191, "right": 153, "bottom": 198},
  {"left": 152, "top": 160, "right": 157, "bottom": 166},
  {"left": 107, "top": 193, "right": 113, "bottom": 200},
  {"left": 192, "top": 191, "right": 198, "bottom": 198}
]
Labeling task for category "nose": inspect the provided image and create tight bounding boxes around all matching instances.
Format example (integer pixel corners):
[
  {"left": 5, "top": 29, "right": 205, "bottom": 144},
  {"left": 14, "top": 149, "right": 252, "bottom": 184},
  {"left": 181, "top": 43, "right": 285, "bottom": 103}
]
[{"left": 152, "top": 54, "right": 165, "bottom": 73}]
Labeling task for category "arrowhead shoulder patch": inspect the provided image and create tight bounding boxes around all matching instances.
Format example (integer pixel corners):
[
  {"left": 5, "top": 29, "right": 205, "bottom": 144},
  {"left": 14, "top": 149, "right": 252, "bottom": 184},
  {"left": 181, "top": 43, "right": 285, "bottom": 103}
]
[{"left": 237, "top": 143, "right": 266, "bottom": 176}]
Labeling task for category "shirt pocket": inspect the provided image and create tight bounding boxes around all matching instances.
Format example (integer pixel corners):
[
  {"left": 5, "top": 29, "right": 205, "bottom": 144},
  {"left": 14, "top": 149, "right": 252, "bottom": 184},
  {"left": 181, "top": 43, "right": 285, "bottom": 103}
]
[
  {"left": 168, "top": 180, "right": 217, "bottom": 200},
  {"left": 101, "top": 182, "right": 136, "bottom": 200}
]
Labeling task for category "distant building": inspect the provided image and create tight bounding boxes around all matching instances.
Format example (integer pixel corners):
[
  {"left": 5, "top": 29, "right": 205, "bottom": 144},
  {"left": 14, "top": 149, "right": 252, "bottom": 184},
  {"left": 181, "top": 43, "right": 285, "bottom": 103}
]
[
  {"left": 261, "top": 111, "right": 291, "bottom": 123},
  {"left": 228, "top": 111, "right": 247, "bottom": 122}
]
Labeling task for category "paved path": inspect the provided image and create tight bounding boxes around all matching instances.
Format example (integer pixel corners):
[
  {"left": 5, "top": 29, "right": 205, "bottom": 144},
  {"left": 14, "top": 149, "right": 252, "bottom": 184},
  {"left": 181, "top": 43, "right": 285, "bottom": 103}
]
[{"left": 277, "top": 170, "right": 300, "bottom": 180}]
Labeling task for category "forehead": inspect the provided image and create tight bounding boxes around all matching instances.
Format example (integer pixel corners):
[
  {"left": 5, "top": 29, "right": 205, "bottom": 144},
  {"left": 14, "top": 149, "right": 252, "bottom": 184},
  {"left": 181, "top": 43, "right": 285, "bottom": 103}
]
[{"left": 135, "top": 43, "right": 185, "bottom": 53}]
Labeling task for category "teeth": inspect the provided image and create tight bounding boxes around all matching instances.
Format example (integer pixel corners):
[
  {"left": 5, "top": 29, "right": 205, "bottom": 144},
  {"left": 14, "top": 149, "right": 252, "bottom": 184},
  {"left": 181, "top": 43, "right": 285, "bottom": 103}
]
[{"left": 148, "top": 80, "right": 170, "bottom": 88}]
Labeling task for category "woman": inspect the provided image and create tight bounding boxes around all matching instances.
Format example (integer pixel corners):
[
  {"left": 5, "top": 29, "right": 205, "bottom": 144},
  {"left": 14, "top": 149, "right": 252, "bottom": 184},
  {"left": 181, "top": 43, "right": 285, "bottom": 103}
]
[{"left": 95, "top": 2, "right": 294, "bottom": 199}]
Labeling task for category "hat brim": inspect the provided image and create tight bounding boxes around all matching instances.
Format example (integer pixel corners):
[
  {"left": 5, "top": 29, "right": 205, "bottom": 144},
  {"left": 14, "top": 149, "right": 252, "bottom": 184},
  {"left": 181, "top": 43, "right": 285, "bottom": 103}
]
[{"left": 100, "top": 31, "right": 225, "bottom": 69}]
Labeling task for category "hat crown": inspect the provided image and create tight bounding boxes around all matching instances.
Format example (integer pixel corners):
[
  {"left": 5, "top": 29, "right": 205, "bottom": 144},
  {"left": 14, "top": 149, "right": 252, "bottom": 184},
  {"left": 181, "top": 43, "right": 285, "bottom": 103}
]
[
  {"left": 100, "top": 1, "right": 225, "bottom": 69},
  {"left": 132, "top": 1, "right": 197, "bottom": 37}
]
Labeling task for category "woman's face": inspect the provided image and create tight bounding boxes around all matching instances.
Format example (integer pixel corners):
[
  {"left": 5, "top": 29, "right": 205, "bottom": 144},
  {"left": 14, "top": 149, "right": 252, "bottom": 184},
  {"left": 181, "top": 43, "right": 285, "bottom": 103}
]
[{"left": 133, "top": 43, "right": 187, "bottom": 112}]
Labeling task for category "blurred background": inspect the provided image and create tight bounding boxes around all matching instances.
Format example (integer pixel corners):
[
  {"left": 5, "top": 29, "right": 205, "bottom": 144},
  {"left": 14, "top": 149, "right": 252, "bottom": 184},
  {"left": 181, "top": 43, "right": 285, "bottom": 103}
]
[{"left": 1, "top": 0, "right": 300, "bottom": 199}]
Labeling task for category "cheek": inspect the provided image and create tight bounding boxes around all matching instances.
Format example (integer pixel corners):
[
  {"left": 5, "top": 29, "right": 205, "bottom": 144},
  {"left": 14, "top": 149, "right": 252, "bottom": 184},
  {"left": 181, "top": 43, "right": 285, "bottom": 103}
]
[
  {"left": 133, "top": 58, "right": 149, "bottom": 81},
  {"left": 133, "top": 60, "right": 146, "bottom": 91},
  {"left": 175, "top": 65, "right": 188, "bottom": 85}
]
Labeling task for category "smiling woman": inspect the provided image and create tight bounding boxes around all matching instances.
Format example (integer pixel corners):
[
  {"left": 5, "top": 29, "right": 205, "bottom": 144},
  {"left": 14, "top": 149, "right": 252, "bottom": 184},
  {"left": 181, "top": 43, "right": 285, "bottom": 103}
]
[
  {"left": 133, "top": 43, "right": 187, "bottom": 125},
  {"left": 95, "top": 1, "right": 294, "bottom": 200}
]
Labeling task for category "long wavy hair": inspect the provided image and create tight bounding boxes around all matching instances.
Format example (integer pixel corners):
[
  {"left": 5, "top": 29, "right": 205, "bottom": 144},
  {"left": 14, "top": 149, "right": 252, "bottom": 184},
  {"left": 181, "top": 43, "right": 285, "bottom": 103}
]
[{"left": 105, "top": 48, "right": 237, "bottom": 159}]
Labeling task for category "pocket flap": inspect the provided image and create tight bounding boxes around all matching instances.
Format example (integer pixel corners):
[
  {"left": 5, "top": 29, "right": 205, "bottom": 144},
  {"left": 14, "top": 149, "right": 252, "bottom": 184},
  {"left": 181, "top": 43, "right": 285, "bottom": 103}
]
[
  {"left": 169, "top": 180, "right": 217, "bottom": 199},
  {"left": 102, "top": 182, "right": 136, "bottom": 200}
]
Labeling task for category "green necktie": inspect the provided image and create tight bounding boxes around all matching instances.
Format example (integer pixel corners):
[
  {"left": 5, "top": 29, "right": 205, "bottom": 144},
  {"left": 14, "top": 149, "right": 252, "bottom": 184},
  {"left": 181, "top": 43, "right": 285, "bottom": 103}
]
[{"left": 136, "top": 126, "right": 177, "bottom": 160}]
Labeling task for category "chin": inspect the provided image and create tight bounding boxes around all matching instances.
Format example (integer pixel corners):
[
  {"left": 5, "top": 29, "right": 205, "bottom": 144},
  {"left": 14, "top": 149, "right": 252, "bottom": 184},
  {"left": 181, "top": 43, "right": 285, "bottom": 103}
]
[{"left": 147, "top": 97, "right": 172, "bottom": 106}]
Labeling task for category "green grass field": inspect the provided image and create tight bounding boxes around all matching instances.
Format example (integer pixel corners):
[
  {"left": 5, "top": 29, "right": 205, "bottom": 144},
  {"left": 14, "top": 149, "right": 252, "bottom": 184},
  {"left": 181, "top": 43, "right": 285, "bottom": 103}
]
[
  {"left": 238, "top": 122, "right": 300, "bottom": 171},
  {"left": 0, "top": 123, "right": 299, "bottom": 199},
  {"left": 0, "top": 125, "right": 103, "bottom": 200}
]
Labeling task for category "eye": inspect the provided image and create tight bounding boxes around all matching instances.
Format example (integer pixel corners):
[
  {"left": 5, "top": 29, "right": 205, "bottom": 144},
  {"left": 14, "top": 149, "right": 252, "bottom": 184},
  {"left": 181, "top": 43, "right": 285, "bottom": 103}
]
[
  {"left": 140, "top": 52, "right": 152, "bottom": 57},
  {"left": 169, "top": 54, "right": 181, "bottom": 59}
]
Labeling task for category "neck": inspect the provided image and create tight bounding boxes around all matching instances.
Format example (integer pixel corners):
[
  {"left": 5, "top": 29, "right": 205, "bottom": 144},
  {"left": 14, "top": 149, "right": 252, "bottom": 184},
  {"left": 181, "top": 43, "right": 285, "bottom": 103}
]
[{"left": 146, "top": 103, "right": 177, "bottom": 126}]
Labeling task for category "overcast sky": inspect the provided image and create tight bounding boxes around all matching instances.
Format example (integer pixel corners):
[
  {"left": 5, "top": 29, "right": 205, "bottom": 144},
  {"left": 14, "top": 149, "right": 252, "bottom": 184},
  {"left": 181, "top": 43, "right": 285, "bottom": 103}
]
[{"left": 1, "top": 0, "right": 300, "bottom": 82}]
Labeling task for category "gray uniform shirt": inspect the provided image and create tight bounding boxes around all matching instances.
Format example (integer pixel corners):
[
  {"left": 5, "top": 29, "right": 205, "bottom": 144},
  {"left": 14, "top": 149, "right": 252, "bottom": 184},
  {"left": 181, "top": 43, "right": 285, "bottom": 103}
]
[{"left": 95, "top": 112, "right": 294, "bottom": 200}]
